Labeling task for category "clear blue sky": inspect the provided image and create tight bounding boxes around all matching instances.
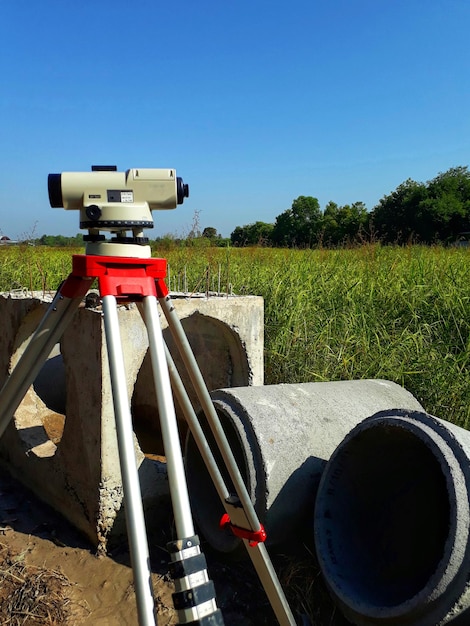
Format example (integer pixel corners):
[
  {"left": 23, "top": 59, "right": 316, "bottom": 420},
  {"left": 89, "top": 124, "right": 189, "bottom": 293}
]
[{"left": 1, "top": 0, "right": 469, "bottom": 239}]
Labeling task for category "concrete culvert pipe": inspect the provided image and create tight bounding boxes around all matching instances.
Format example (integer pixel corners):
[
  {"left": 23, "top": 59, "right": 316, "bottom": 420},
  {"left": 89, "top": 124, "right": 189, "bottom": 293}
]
[
  {"left": 184, "top": 380, "right": 424, "bottom": 556},
  {"left": 314, "top": 409, "right": 470, "bottom": 626}
]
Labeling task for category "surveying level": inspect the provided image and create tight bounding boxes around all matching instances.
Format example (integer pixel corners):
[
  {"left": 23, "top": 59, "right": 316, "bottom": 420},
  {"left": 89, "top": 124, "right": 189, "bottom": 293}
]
[{"left": 0, "top": 167, "right": 298, "bottom": 626}]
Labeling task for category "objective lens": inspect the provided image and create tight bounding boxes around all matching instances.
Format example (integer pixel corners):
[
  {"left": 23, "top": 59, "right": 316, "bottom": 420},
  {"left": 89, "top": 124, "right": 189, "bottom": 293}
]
[{"left": 48, "top": 174, "right": 63, "bottom": 208}]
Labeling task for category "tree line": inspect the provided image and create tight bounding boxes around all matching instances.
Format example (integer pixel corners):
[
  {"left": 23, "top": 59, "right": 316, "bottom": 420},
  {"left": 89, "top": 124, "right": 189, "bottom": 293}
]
[{"left": 230, "top": 166, "right": 470, "bottom": 247}]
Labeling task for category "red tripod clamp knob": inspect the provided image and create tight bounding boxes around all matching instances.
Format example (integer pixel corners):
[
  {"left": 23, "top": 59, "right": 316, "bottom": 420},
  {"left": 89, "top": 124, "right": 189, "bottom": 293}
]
[{"left": 219, "top": 513, "right": 267, "bottom": 547}]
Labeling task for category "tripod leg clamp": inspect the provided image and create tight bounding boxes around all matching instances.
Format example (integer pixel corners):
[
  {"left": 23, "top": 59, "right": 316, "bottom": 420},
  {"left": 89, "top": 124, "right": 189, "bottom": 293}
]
[{"left": 219, "top": 513, "right": 267, "bottom": 547}]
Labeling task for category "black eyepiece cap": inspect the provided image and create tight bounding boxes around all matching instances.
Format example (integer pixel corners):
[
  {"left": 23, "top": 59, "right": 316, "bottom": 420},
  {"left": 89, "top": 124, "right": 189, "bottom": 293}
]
[
  {"left": 48, "top": 173, "right": 63, "bottom": 208},
  {"left": 177, "top": 177, "right": 189, "bottom": 204}
]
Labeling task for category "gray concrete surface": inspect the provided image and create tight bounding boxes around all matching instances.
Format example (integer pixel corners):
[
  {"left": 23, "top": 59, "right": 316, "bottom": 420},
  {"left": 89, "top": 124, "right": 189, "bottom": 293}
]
[
  {"left": 184, "top": 380, "right": 424, "bottom": 554},
  {"left": 314, "top": 409, "right": 470, "bottom": 626},
  {"left": 0, "top": 291, "right": 263, "bottom": 550}
]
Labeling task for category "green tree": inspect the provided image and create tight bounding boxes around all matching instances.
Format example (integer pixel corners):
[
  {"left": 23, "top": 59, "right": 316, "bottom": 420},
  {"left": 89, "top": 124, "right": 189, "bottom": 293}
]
[
  {"left": 371, "top": 179, "right": 428, "bottom": 243},
  {"left": 420, "top": 166, "right": 470, "bottom": 241},
  {"left": 230, "top": 221, "right": 273, "bottom": 246},
  {"left": 371, "top": 166, "right": 470, "bottom": 243},
  {"left": 271, "top": 196, "right": 321, "bottom": 247},
  {"left": 336, "top": 202, "right": 368, "bottom": 242},
  {"left": 322, "top": 201, "right": 340, "bottom": 244},
  {"left": 37, "top": 233, "right": 84, "bottom": 246},
  {"left": 270, "top": 210, "right": 293, "bottom": 247},
  {"left": 322, "top": 201, "right": 368, "bottom": 244},
  {"left": 202, "top": 226, "right": 218, "bottom": 239}
]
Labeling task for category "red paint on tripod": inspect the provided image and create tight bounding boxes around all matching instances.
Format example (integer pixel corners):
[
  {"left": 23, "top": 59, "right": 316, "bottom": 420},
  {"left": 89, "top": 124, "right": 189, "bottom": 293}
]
[
  {"left": 219, "top": 513, "right": 267, "bottom": 547},
  {"left": 68, "top": 255, "right": 169, "bottom": 301}
]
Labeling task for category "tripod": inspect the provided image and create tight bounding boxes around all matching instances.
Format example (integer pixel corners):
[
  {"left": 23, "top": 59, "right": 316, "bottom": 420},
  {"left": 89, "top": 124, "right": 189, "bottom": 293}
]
[{"left": 0, "top": 252, "right": 297, "bottom": 626}]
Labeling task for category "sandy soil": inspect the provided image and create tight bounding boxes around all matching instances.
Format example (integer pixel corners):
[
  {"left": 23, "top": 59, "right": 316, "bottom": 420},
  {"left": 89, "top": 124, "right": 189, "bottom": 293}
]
[{"left": 0, "top": 465, "right": 302, "bottom": 625}]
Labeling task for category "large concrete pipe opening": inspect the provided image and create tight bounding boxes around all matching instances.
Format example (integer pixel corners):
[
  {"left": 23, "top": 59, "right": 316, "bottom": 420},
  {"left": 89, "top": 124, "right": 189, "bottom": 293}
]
[
  {"left": 314, "top": 410, "right": 470, "bottom": 626},
  {"left": 184, "top": 381, "right": 424, "bottom": 556}
]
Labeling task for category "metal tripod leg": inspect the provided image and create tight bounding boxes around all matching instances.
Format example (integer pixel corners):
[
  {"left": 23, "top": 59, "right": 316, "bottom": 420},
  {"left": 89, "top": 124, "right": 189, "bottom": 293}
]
[
  {"left": 138, "top": 297, "right": 224, "bottom": 625},
  {"left": 158, "top": 294, "right": 297, "bottom": 626},
  {"left": 101, "top": 295, "right": 156, "bottom": 626},
  {"left": 139, "top": 296, "right": 194, "bottom": 537},
  {"left": 0, "top": 277, "right": 92, "bottom": 438}
]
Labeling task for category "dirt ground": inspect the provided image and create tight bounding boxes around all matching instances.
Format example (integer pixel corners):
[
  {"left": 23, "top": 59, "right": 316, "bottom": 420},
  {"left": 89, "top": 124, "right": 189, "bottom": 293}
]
[{"left": 0, "top": 464, "right": 349, "bottom": 626}]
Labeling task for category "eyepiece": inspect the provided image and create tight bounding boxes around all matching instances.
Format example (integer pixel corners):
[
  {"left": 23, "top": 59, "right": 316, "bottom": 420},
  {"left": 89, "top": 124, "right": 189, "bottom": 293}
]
[
  {"left": 85, "top": 205, "right": 102, "bottom": 221},
  {"left": 177, "top": 177, "right": 189, "bottom": 204},
  {"left": 48, "top": 173, "right": 63, "bottom": 208}
]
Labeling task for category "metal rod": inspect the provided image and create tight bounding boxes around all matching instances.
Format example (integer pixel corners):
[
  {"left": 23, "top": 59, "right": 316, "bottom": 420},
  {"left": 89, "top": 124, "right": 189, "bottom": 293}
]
[
  {"left": 246, "top": 542, "right": 297, "bottom": 626},
  {"left": 163, "top": 343, "right": 230, "bottom": 504},
  {"left": 102, "top": 295, "right": 156, "bottom": 626},
  {"left": 140, "top": 296, "right": 194, "bottom": 540}
]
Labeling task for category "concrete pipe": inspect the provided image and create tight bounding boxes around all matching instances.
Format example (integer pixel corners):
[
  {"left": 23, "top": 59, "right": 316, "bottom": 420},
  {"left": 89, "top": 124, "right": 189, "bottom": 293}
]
[
  {"left": 314, "top": 409, "right": 470, "bottom": 626},
  {"left": 184, "top": 380, "right": 424, "bottom": 555}
]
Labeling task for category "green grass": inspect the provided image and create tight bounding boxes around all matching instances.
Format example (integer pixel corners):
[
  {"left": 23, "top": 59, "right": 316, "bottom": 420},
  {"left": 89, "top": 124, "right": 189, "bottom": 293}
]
[
  {"left": 0, "top": 244, "right": 81, "bottom": 294},
  {"left": 159, "top": 244, "right": 469, "bottom": 428},
  {"left": 1, "top": 243, "right": 468, "bottom": 428}
]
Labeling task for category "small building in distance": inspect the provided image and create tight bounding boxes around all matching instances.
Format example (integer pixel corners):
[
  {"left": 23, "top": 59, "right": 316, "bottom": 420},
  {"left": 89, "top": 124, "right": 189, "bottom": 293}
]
[{"left": 0, "top": 236, "right": 18, "bottom": 245}]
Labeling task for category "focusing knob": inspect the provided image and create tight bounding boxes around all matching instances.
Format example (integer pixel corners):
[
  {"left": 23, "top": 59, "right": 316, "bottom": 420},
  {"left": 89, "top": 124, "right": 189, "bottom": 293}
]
[{"left": 85, "top": 205, "right": 102, "bottom": 221}]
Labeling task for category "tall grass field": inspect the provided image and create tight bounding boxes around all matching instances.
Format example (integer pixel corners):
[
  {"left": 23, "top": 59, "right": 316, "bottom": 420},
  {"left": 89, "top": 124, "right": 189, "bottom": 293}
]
[{"left": 1, "top": 243, "right": 468, "bottom": 429}]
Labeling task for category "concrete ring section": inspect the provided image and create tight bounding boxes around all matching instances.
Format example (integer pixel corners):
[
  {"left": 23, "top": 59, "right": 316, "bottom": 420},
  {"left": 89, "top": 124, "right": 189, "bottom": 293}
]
[
  {"left": 314, "top": 409, "right": 470, "bottom": 626},
  {"left": 184, "top": 380, "right": 424, "bottom": 556}
]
